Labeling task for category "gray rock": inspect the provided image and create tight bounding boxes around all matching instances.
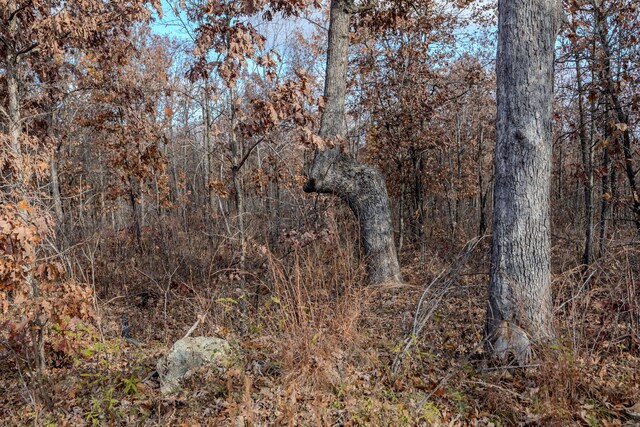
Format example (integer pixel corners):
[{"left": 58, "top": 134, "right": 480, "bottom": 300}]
[{"left": 157, "top": 336, "right": 238, "bottom": 394}]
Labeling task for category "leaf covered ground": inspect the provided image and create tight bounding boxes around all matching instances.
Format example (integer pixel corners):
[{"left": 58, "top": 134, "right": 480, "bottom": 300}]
[{"left": 2, "top": 238, "right": 639, "bottom": 426}]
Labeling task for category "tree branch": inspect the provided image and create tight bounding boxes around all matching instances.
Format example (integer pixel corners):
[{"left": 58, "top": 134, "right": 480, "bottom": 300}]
[
  {"left": 233, "top": 136, "right": 265, "bottom": 172},
  {"left": 8, "top": 1, "right": 32, "bottom": 23},
  {"left": 302, "top": 15, "right": 328, "bottom": 32},
  {"left": 342, "top": 0, "right": 377, "bottom": 14},
  {"left": 16, "top": 42, "right": 39, "bottom": 60},
  {"left": 0, "top": 33, "right": 12, "bottom": 49}
]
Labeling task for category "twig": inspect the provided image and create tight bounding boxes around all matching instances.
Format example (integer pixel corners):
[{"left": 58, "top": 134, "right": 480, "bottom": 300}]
[
  {"left": 476, "top": 363, "right": 542, "bottom": 372},
  {"left": 555, "top": 267, "right": 597, "bottom": 312},
  {"left": 466, "top": 380, "right": 529, "bottom": 401},
  {"left": 182, "top": 313, "right": 207, "bottom": 340},
  {"left": 103, "top": 295, "right": 127, "bottom": 305},
  {"left": 392, "top": 234, "right": 486, "bottom": 373},
  {"left": 0, "top": 338, "right": 38, "bottom": 415}
]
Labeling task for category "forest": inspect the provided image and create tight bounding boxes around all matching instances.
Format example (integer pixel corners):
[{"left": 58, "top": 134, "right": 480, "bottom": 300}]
[{"left": 1, "top": 0, "right": 639, "bottom": 425}]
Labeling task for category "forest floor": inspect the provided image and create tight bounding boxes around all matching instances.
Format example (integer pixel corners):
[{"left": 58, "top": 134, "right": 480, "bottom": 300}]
[{"left": 1, "top": 237, "right": 639, "bottom": 426}]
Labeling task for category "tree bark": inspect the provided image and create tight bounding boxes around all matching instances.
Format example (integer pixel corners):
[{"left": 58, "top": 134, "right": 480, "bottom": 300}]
[
  {"left": 477, "top": 126, "right": 488, "bottom": 236},
  {"left": 411, "top": 148, "right": 425, "bottom": 243},
  {"left": 485, "top": 0, "right": 562, "bottom": 363},
  {"left": 398, "top": 178, "right": 405, "bottom": 252},
  {"left": 50, "top": 148, "right": 64, "bottom": 222},
  {"left": 6, "top": 30, "right": 25, "bottom": 199},
  {"left": 268, "top": 152, "right": 281, "bottom": 250},
  {"left": 128, "top": 175, "right": 143, "bottom": 249},
  {"left": 203, "top": 78, "right": 217, "bottom": 218},
  {"left": 303, "top": 0, "right": 401, "bottom": 285},
  {"left": 229, "top": 87, "right": 248, "bottom": 332},
  {"left": 575, "top": 57, "right": 594, "bottom": 264}
]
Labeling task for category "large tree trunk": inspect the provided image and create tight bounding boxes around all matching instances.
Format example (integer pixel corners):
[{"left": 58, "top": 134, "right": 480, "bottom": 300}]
[
  {"left": 303, "top": 0, "right": 401, "bottom": 285},
  {"left": 485, "top": 0, "right": 562, "bottom": 363}
]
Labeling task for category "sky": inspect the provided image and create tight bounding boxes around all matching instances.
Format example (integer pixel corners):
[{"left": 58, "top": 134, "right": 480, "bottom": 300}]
[
  {"left": 151, "top": 0, "right": 195, "bottom": 41},
  {"left": 150, "top": 0, "right": 321, "bottom": 49}
]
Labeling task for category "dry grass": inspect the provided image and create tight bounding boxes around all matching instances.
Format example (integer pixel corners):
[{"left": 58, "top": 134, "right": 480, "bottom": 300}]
[{"left": 1, "top": 220, "right": 639, "bottom": 426}]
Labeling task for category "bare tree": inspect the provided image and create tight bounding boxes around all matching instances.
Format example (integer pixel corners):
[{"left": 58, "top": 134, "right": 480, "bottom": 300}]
[{"left": 485, "top": 0, "right": 563, "bottom": 363}]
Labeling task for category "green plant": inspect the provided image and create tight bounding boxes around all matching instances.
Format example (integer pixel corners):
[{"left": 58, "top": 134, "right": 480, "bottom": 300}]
[
  {"left": 86, "top": 386, "right": 118, "bottom": 426},
  {"left": 421, "top": 401, "right": 442, "bottom": 424},
  {"left": 448, "top": 388, "right": 470, "bottom": 414},
  {"left": 121, "top": 376, "right": 140, "bottom": 395}
]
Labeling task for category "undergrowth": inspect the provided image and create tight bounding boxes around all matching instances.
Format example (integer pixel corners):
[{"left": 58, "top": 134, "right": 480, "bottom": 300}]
[{"left": 1, "top": 220, "right": 639, "bottom": 426}]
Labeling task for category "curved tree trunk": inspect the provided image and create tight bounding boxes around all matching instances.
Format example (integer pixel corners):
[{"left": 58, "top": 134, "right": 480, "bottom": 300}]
[
  {"left": 303, "top": 0, "right": 401, "bottom": 285},
  {"left": 485, "top": 0, "right": 562, "bottom": 363}
]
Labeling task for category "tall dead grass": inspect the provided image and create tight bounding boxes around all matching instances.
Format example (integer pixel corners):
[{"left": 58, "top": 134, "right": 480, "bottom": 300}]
[
  {"left": 516, "top": 243, "right": 640, "bottom": 420},
  {"left": 260, "top": 223, "right": 370, "bottom": 391}
]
